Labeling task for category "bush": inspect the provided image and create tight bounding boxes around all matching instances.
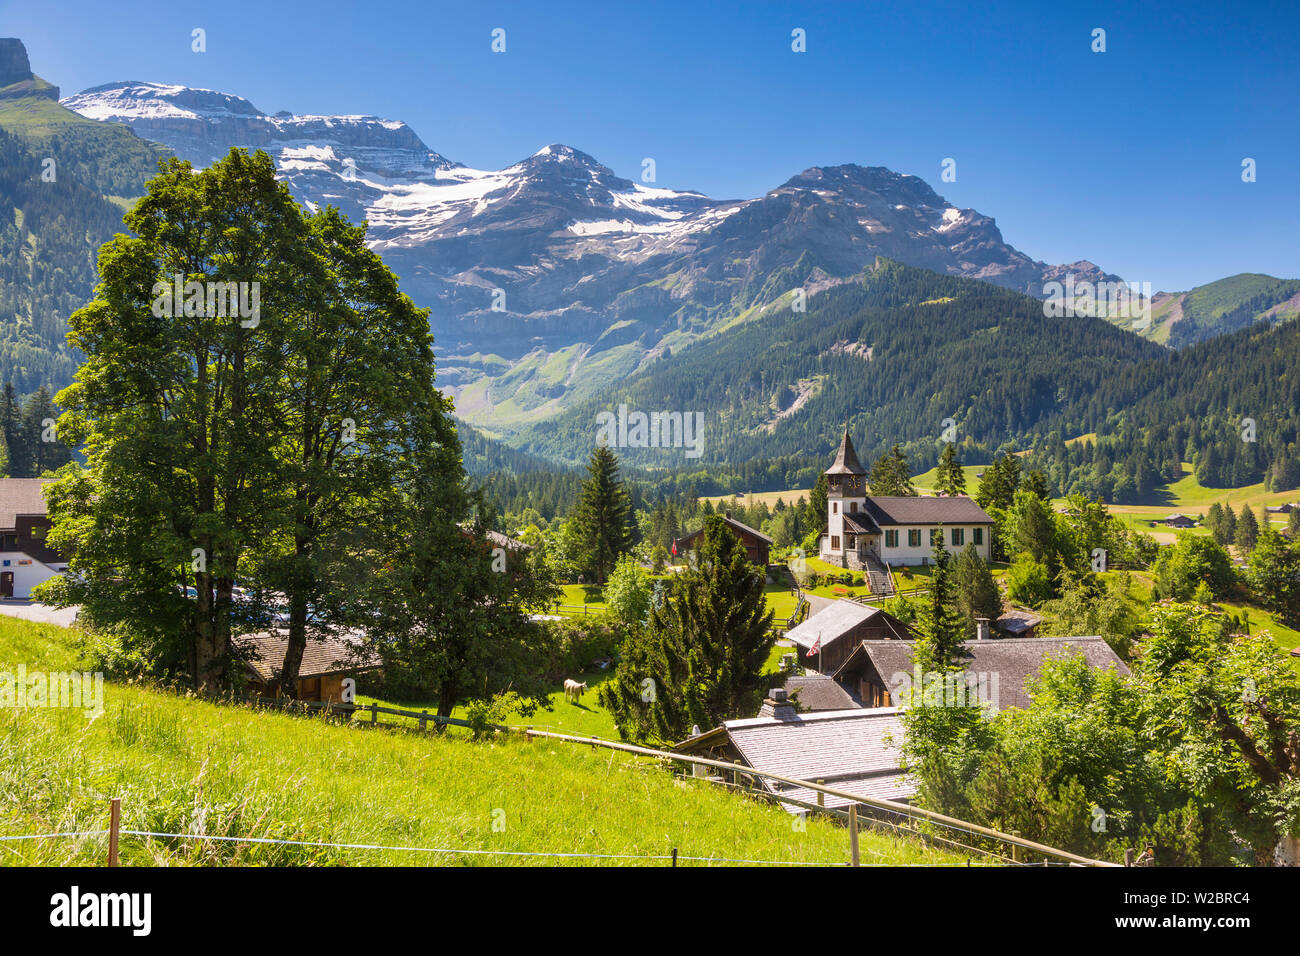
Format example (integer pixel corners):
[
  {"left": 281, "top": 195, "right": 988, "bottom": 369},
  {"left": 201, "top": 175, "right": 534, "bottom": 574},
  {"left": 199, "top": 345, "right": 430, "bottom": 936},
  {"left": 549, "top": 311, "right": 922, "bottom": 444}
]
[
  {"left": 541, "top": 617, "right": 627, "bottom": 680},
  {"left": 1006, "top": 553, "right": 1052, "bottom": 607}
]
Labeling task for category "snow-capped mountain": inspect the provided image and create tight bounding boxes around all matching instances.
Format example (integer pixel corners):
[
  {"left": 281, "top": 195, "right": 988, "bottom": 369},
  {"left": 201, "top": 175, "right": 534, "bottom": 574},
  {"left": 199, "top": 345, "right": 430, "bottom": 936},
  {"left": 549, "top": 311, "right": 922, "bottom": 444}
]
[{"left": 62, "top": 80, "right": 1123, "bottom": 431}]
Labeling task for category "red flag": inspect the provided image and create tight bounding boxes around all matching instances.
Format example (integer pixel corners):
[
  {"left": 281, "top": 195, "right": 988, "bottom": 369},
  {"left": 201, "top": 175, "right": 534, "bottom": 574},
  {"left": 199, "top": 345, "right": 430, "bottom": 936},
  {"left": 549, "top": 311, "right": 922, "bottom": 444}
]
[
  {"left": 671, "top": 540, "right": 678, "bottom": 557},
  {"left": 805, "top": 634, "right": 821, "bottom": 658}
]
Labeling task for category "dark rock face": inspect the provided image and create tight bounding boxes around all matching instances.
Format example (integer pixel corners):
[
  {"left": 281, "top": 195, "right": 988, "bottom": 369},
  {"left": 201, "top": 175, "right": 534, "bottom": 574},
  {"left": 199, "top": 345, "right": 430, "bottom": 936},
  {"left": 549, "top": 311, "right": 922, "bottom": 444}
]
[{"left": 0, "top": 38, "right": 32, "bottom": 87}]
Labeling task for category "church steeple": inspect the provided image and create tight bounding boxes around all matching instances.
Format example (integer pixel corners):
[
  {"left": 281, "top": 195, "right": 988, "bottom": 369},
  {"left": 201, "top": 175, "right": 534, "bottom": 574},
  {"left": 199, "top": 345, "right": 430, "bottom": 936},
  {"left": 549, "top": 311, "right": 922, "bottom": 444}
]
[{"left": 826, "top": 427, "right": 866, "bottom": 476}]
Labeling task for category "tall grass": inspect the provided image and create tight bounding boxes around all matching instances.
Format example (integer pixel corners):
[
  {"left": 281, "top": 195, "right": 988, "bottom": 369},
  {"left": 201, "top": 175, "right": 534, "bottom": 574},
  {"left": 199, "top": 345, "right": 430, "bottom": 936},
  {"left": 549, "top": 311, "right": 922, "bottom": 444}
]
[{"left": 0, "top": 616, "right": 969, "bottom": 867}]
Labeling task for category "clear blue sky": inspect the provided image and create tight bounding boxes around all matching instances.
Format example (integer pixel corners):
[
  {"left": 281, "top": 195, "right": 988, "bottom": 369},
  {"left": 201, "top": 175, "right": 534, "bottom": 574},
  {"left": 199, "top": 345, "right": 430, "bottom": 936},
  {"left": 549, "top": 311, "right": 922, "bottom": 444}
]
[{"left": 7, "top": 0, "right": 1297, "bottom": 291}]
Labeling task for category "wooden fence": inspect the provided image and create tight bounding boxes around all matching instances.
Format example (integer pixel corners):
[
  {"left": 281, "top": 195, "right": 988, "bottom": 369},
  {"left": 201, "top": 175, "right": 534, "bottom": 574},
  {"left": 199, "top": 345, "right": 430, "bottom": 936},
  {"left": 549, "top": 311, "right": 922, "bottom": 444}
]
[
  {"left": 233, "top": 695, "right": 505, "bottom": 733},
  {"left": 523, "top": 728, "right": 1123, "bottom": 868}
]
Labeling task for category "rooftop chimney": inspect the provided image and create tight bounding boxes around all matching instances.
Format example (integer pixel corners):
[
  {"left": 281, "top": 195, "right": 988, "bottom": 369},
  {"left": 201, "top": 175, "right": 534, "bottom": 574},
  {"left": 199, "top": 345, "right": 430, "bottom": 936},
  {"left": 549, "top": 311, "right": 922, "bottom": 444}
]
[
  {"left": 758, "top": 687, "right": 798, "bottom": 720},
  {"left": 975, "top": 618, "right": 991, "bottom": 641}
]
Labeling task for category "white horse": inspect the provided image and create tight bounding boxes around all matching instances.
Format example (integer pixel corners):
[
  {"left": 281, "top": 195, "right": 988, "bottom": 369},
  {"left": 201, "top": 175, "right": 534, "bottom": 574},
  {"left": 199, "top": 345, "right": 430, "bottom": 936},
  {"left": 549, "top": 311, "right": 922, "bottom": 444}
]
[{"left": 563, "top": 679, "right": 588, "bottom": 703}]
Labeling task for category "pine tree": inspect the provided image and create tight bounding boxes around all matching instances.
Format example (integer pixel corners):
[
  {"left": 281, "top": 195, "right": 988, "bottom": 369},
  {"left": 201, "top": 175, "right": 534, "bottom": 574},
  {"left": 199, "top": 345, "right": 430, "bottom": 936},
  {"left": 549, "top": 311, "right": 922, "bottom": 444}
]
[
  {"left": 935, "top": 442, "right": 966, "bottom": 496},
  {"left": 1235, "top": 505, "right": 1259, "bottom": 554},
  {"left": 575, "top": 444, "right": 633, "bottom": 582},
  {"left": 1289, "top": 509, "right": 1300, "bottom": 538},
  {"left": 954, "top": 543, "right": 1002, "bottom": 638},
  {"left": 1022, "top": 469, "right": 1050, "bottom": 500},
  {"left": 1206, "top": 502, "right": 1226, "bottom": 545},
  {"left": 870, "top": 443, "right": 916, "bottom": 496},
  {"left": 807, "top": 473, "right": 828, "bottom": 530},
  {"left": 0, "top": 382, "right": 28, "bottom": 478},
  {"left": 1223, "top": 503, "right": 1237, "bottom": 545},
  {"left": 598, "top": 514, "right": 774, "bottom": 742},
  {"left": 923, "top": 529, "right": 966, "bottom": 664}
]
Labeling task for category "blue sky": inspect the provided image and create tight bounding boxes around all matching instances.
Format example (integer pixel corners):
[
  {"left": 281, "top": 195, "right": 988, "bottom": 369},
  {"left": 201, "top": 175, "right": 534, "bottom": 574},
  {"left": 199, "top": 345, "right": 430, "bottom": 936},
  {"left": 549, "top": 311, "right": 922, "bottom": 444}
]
[{"left": 7, "top": 0, "right": 1297, "bottom": 290}]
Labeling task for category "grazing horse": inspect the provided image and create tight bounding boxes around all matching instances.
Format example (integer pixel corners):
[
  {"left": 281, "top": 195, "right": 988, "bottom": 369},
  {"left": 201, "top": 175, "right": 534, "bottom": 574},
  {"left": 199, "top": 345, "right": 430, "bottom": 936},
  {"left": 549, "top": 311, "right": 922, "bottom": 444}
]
[{"left": 563, "top": 679, "right": 588, "bottom": 704}]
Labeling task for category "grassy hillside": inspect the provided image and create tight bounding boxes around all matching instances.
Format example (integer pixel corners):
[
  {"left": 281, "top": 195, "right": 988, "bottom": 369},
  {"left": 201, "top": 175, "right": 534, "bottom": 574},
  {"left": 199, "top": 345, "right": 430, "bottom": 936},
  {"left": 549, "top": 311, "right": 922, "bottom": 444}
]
[
  {"left": 0, "top": 83, "right": 167, "bottom": 197},
  {"left": 0, "top": 615, "right": 964, "bottom": 866}
]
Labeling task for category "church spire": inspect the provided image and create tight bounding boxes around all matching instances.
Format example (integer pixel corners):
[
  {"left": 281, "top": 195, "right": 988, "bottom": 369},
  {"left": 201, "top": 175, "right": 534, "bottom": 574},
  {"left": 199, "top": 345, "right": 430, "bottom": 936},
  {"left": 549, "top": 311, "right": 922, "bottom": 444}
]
[{"left": 826, "top": 427, "right": 866, "bottom": 476}]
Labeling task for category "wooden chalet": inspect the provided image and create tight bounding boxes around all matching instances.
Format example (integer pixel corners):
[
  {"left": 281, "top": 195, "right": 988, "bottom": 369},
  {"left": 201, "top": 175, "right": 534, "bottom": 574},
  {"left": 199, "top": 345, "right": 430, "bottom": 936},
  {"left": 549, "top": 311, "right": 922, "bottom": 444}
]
[
  {"left": 235, "top": 629, "right": 380, "bottom": 702},
  {"left": 673, "top": 513, "right": 772, "bottom": 567},
  {"left": 782, "top": 599, "right": 914, "bottom": 675}
]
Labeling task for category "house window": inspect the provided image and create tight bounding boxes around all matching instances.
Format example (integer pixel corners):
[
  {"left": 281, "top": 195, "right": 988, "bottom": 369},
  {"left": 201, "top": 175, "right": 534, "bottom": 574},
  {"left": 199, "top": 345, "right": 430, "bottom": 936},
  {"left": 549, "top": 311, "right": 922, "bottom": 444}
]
[
  {"left": 831, "top": 535, "right": 840, "bottom": 550},
  {"left": 833, "top": 502, "right": 838, "bottom": 514},
  {"left": 2, "top": 534, "right": 15, "bottom": 551},
  {"left": 908, "top": 529, "right": 921, "bottom": 547},
  {"left": 885, "top": 530, "right": 898, "bottom": 548},
  {"left": 849, "top": 501, "right": 857, "bottom": 513},
  {"left": 952, "top": 528, "right": 964, "bottom": 547},
  {"left": 974, "top": 527, "right": 984, "bottom": 546},
  {"left": 929, "top": 528, "right": 938, "bottom": 546}
]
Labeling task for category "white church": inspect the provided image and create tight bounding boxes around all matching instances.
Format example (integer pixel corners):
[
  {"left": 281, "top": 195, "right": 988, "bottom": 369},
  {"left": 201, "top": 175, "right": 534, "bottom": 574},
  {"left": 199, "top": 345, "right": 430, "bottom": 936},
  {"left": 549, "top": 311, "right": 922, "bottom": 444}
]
[{"left": 819, "top": 429, "right": 994, "bottom": 572}]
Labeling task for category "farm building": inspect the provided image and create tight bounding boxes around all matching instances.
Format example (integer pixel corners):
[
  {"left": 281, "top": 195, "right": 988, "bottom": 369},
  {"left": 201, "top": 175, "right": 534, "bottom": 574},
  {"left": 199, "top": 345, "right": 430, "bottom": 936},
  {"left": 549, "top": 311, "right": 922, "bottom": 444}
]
[
  {"left": 235, "top": 629, "right": 380, "bottom": 702},
  {"left": 673, "top": 513, "right": 772, "bottom": 567},
  {"left": 674, "top": 690, "right": 915, "bottom": 811},
  {"left": 783, "top": 599, "right": 914, "bottom": 675},
  {"left": 0, "top": 478, "right": 70, "bottom": 599},
  {"left": 832, "top": 636, "right": 1129, "bottom": 712}
]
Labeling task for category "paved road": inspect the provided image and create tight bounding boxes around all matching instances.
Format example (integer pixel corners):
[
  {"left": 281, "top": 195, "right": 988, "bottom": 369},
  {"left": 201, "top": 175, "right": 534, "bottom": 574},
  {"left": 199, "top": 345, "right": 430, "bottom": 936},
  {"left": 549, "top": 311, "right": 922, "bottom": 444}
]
[{"left": 0, "top": 601, "right": 79, "bottom": 627}]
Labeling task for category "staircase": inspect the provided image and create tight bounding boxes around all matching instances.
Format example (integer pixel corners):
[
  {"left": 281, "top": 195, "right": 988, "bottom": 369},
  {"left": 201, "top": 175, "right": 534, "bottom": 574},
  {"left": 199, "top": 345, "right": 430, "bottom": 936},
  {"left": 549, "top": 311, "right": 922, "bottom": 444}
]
[{"left": 863, "top": 554, "right": 895, "bottom": 598}]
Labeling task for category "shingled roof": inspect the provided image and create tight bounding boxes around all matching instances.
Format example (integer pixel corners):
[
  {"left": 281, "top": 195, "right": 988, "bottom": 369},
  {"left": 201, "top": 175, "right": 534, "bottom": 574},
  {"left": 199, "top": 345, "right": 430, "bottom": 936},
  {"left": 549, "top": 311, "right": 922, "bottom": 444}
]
[
  {"left": 862, "top": 495, "right": 992, "bottom": 526},
  {"left": 235, "top": 629, "right": 380, "bottom": 682},
  {"left": 0, "top": 478, "right": 51, "bottom": 528},
  {"left": 835, "top": 636, "right": 1128, "bottom": 712},
  {"left": 676, "top": 707, "right": 914, "bottom": 810},
  {"left": 783, "top": 600, "right": 911, "bottom": 654},
  {"left": 825, "top": 429, "right": 867, "bottom": 476},
  {"left": 784, "top": 674, "right": 861, "bottom": 711}
]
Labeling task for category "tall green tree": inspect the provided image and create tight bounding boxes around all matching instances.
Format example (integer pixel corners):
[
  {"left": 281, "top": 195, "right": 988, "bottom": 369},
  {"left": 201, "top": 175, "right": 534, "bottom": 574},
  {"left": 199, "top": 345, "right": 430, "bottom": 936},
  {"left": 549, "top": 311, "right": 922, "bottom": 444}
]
[
  {"left": 599, "top": 514, "right": 773, "bottom": 742},
  {"left": 923, "top": 529, "right": 966, "bottom": 663},
  {"left": 0, "top": 382, "right": 27, "bottom": 477},
  {"left": 1235, "top": 505, "right": 1259, "bottom": 554},
  {"left": 935, "top": 442, "right": 966, "bottom": 496},
  {"left": 870, "top": 443, "right": 916, "bottom": 496},
  {"left": 574, "top": 444, "right": 633, "bottom": 582},
  {"left": 1137, "top": 603, "right": 1300, "bottom": 864},
  {"left": 954, "top": 543, "right": 1002, "bottom": 637},
  {"left": 358, "top": 459, "right": 560, "bottom": 718},
  {"left": 22, "top": 385, "right": 73, "bottom": 476},
  {"left": 806, "top": 472, "right": 828, "bottom": 532},
  {"left": 41, "top": 149, "right": 309, "bottom": 690},
  {"left": 256, "top": 205, "right": 446, "bottom": 694},
  {"left": 1246, "top": 529, "right": 1300, "bottom": 628}
]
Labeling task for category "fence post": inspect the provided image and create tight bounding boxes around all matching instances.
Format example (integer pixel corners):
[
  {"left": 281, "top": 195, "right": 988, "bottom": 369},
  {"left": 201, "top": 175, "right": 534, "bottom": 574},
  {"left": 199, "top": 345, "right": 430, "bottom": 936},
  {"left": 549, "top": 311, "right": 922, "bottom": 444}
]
[
  {"left": 848, "top": 804, "right": 860, "bottom": 867},
  {"left": 524, "top": 725, "right": 533, "bottom": 742},
  {"left": 419, "top": 710, "right": 428, "bottom": 732},
  {"left": 671, "top": 847, "right": 678, "bottom": 868},
  {"left": 1011, "top": 830, "right": 1021, "bottom": 864},
  {"left": 817, "top": 780, "right": 825, "bottom": 808},
  {"left": 107, "top": 797, "right": 120, "bottom": 867},
  {"left": 1124, "top": 847, "right": 1134, "bottom": 867},
  {"left": 370, "top": 702, "right": 378, "bottom": 724}
]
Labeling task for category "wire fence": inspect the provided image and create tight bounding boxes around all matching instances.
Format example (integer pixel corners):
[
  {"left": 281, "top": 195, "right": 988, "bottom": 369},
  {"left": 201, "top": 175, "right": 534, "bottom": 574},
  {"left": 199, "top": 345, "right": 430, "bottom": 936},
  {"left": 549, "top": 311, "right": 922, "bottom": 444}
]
[{"left": 0, "top": 822, "right": 960, "bottom": 867}]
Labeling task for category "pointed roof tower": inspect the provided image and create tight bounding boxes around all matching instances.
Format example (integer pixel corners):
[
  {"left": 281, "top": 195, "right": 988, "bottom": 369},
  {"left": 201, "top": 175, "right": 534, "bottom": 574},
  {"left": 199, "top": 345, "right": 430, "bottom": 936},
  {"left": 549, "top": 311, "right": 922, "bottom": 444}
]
[{"left": 826, "top": 427, "right": 867, "bottom": 476}]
